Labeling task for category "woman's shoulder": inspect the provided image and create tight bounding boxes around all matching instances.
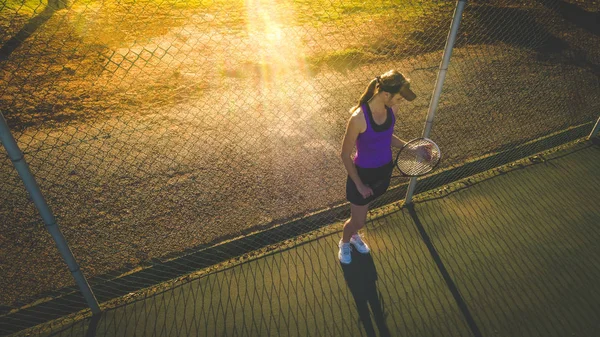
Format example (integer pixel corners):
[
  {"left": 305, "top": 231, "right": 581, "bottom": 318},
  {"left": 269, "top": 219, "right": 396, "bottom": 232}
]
[
  {"left": 350, "top": 105, "right": 362, "bottom": 116},
  {"left": 349, "top": 106, "right": 367, "bottom": 132}
]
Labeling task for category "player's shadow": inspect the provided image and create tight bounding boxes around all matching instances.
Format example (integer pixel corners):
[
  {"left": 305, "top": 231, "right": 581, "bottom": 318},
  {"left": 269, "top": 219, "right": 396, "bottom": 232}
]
[
  {"left": 0, "top": 5, "right": 57, "bottom": 61},
  {"left": 340, "top": 252, "right": 391, "bottom": 337}
]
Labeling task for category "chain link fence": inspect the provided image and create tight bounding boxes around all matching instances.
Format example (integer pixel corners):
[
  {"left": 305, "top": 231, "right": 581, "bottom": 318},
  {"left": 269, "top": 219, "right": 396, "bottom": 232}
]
[{"left": 1, "top": 0, "right": 598, "bottom": 334}]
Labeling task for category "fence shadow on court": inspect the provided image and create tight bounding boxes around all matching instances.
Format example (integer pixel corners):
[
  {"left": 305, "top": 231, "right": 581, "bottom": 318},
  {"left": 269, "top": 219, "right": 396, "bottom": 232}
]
[
  {"left": 42, "top": 244, "right": 354, "bottom": 337},
  {"left": 406, "top": 205, "right": 483, "bottom": 337}
]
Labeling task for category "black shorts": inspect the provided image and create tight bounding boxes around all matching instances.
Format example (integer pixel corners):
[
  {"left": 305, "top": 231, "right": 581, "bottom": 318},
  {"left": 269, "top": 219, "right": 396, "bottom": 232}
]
[{"left": 346, "top": 161, "right": 394, "bottom": 206}]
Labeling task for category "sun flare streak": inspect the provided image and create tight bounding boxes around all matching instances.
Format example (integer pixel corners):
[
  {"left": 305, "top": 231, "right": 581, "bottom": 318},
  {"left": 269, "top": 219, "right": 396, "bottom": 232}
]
[{"left": 244, "top": 0, "right": 307, "bottom": 84}]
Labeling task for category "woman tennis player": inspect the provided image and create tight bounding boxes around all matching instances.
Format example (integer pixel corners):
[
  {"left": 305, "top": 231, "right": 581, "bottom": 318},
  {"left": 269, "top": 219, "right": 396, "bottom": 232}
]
[{"left": 339, "top": 70, "right": 417, "bottom": 264}]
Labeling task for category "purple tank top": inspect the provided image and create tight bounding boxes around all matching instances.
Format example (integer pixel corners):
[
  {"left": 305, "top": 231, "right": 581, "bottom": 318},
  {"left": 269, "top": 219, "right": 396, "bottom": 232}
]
[{"left": 353, "top": 103, "right": 395, "bottom": 168}]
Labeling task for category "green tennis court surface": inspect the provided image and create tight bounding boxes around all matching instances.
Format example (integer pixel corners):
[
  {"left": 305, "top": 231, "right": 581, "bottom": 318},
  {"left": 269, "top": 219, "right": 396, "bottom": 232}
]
[{"left": 32, "top": 140, "right": 600, "bottom": 337}]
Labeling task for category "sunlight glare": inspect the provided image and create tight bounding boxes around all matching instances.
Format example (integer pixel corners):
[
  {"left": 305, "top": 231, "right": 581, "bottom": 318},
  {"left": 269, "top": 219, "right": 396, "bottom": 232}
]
[{"left": 244, "top": 0, "right": 307, "bottom": 84}]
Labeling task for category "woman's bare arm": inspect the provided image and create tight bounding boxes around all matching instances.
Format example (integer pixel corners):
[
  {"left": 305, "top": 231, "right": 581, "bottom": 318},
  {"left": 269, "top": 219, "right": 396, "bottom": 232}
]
[
  {"left": 340, "top": 111, "right": 372, "bottom": 198},
  {"left": 391, "top": 134, "right": 408, "bottom": 148}
]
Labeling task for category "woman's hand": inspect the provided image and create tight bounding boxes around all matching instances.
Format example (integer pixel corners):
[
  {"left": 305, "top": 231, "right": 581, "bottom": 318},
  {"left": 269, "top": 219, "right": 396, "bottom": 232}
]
[
  {"left": 357, "top": 183, "right": 374, "bottom": 199},
  {"left": 416, "top": 144, "right": 433, "bottom": 161}
]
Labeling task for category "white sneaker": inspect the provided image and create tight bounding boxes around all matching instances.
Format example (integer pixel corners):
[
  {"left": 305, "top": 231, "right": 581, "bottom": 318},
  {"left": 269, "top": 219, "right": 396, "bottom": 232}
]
[
  {"left": 350, "top": 234, "right": 370, "bottom": 254},
  {"left": 338, "top": 240, "right": 352, "bottom": 264}
]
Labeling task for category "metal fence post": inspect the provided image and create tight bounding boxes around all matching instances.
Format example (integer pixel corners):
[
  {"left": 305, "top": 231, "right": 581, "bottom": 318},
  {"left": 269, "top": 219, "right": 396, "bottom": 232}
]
[
  {"left": 0, "top": 113, "right": 101, "bottom": 314},
  {"left": 588, "top": 116, "right": 600, "bottom": 140},
  {"left": 405, "top": 0, "right": 468, "bottom": 205}
]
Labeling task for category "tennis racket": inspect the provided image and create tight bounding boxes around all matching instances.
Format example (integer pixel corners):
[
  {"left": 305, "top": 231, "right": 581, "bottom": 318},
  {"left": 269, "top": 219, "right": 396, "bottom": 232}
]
[
  {"left": 367, "top": 137, "right": 441, "bottom": 192},
  {"left": 391, "top": 137, "right": 441, "bottom": 178}
]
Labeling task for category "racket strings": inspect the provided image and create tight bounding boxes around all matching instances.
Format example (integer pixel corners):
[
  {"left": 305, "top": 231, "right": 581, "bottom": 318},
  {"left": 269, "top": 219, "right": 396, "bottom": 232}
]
[{"left": 396, "top": 139, "right": 441, "bottom": 176}]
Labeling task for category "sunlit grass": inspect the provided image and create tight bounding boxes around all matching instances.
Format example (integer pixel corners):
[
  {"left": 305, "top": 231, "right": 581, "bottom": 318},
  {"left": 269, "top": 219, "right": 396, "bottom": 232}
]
[
  {"left": 2, "top": 0, "right": 453, "bottom": 65},
  {"left": 0, "top": 0, "right": 456, "bottom": 129},
  {"left": 307, "top": 48, "right": 378, "bottom": 73},
  {"left": 2, "top": 0, "right": 47, "bottom": 14},
  {"left": 293, "top": 0, "right": 406, "bottom": 24}
]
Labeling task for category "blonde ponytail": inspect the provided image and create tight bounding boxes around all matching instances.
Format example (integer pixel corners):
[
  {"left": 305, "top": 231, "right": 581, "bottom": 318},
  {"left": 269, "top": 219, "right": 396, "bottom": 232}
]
[{"left": 352, "top": 78, "right": 379, "bottom": 112}]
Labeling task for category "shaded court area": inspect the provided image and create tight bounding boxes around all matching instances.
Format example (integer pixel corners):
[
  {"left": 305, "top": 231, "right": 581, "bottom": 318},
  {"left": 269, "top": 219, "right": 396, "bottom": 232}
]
[{"left": 28, "top": 139, "right": 600, "bottom": 337}]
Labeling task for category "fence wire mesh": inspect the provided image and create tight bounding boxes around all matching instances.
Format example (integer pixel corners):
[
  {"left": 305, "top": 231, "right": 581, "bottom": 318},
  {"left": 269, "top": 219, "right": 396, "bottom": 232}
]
[{"left": 0, "top": 0, "right": 598, "bottom": 334}]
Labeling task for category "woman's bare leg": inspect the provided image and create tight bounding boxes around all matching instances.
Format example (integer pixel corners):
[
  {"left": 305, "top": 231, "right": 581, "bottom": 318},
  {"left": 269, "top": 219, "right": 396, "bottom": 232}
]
[{"left": 342, "top": 203, "right": 369, "bottom": 243}]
